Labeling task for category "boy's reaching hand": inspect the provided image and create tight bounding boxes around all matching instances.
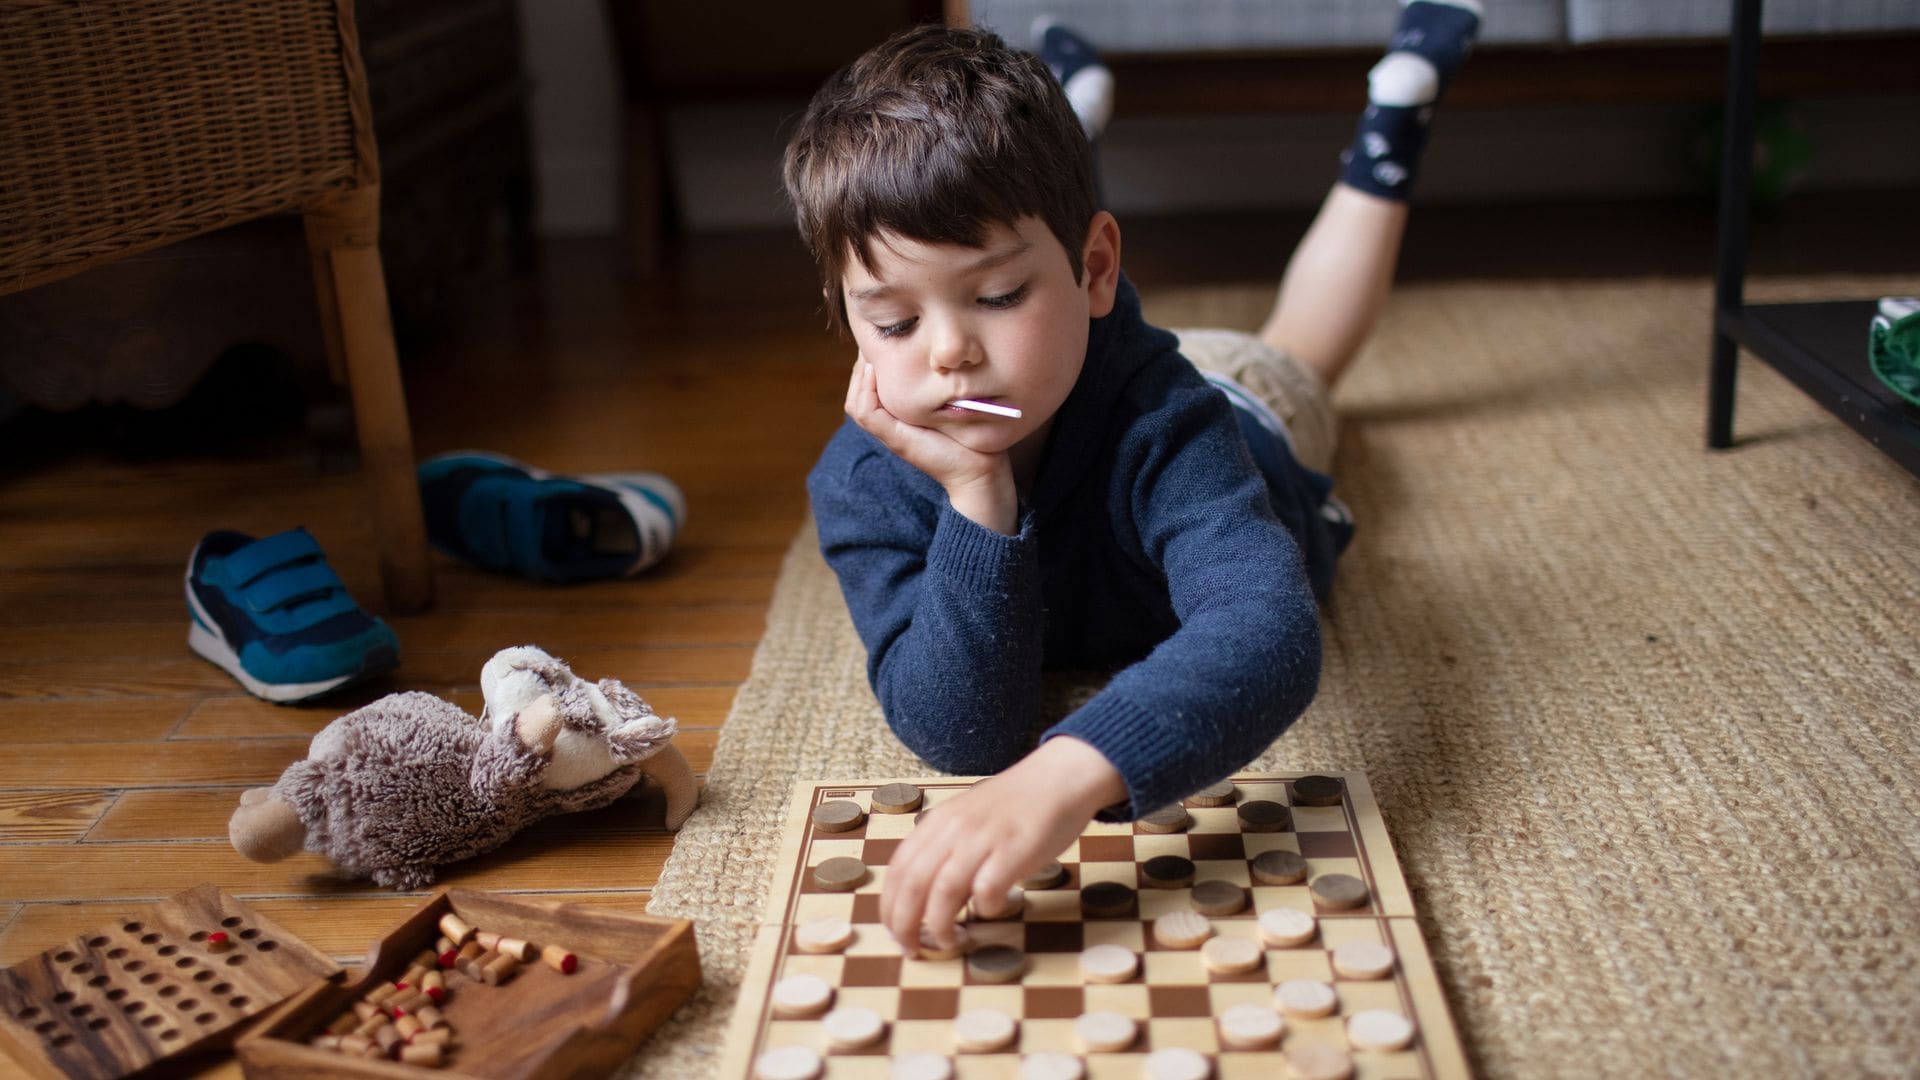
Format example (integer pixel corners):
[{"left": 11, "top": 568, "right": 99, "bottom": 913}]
[
  {"left": 881, "top": 736, "right": 1128, "bottom": 954},
  {"left": 846, "top": 358, "right": 1018, "bottom": 534}
]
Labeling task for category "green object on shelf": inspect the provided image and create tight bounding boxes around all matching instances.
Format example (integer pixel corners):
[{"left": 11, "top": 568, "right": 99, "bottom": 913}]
[{"left": 1868, "top": 298, "right": 1920, "bottom": 410}]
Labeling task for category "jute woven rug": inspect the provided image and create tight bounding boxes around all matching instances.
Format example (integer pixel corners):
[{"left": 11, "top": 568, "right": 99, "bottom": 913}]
[{"left": 636, "top": 276, "right": 1920, "bottom": 1079}]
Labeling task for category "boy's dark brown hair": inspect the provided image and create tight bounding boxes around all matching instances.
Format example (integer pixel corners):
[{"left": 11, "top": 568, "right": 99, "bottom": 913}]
[{"left": 782, "top": 24, "right": 1098, "bottom": 332}]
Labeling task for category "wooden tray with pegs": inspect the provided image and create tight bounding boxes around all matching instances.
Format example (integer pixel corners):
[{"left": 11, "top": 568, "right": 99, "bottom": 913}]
[
  {"left": 0, "top": 883, "right": 341, "bottom": 1080},
  {"left": 0, "top": 884, "right": 700, "bottom": 1079},
  {"left": 235, "top": 888, "right": 701, "bottom": 1078}
]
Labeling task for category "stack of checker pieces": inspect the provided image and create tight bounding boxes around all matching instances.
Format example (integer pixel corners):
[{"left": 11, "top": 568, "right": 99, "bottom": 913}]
[{"left": 722, "top": 772, "right": 1469, "bottom": 1080}]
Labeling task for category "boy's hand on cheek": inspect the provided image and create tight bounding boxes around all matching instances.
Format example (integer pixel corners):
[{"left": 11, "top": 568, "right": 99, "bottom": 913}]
[
  {"left": 880, "top": 737, "right": 1127, "bottom": 954},
  {"left": 845, "top": 358, "right": 1018, "bottom": 534}
]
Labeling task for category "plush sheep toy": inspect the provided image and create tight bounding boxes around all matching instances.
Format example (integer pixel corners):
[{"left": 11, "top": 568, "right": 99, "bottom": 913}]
[{"left": 228, "top": 646, "right": 699, "bottom": 890}]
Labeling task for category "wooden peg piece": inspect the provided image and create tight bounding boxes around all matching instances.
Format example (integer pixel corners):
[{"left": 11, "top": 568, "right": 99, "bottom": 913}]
[
  {"left": 482, "top": 952, "right": 520, "bottom": 985},
  {"left": 542, "top": 944, "right": 579, "bottom": 973},
  {"left": 326, "top": 1011, "right": 360, "bottom": 1035},
  {"left": 399, "top": 1042, "right": 445, "bottom": 1067},
  {"left": 437, "top": 913, "right": 476, "bottom": 946}
]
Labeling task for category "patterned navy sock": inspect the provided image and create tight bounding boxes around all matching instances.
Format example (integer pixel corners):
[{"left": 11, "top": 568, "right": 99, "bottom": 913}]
[
  {"left": 1340, "top": 0, "right": 1481, "bottom": 201},
  {"left": 1032, "top": 17, "right": 1114, "bottom": 141}
]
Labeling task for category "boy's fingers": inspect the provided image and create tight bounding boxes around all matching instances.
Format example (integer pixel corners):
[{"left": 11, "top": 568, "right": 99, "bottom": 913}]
[
  {"left": 922, "top": 856, "right": 977, "bottom": 950},
  {"left": 878, "top": 825, "right": 923, "bottom": 937},
  {"left": 842, "top": 362, "right": 862, "bottom": 416},
  {"left": 844, "top": 360, "right": 876, "bottom": 422},
  {"left": 971, "top": 859, "right": 1018, "bottom": 919},
  {"left": 885, "top": 846, "right": 937, "bottom": 954}
]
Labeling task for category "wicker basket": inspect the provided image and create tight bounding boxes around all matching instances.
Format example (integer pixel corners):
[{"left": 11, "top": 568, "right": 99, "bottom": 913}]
[
  {"left": 0, "top": 0, "right": 377, "bottom": 293},
  {"left": 0, "top": 0, "right": 431, "bottom": 613}
]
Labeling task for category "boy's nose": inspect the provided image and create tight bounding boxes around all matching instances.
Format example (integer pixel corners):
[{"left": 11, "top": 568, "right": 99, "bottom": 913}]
[{"left": 927, "top": 319, "right": 983, "bottom": 372}]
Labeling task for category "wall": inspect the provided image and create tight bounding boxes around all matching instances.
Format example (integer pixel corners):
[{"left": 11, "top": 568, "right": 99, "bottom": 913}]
[{"left": 517, "top": 3, "right": 1920, "bottom": 235}]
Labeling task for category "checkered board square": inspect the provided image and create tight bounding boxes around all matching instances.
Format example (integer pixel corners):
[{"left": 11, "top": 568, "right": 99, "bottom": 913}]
[{"left": 719, "top": 774, "right": 1470, "bottom": 1080}]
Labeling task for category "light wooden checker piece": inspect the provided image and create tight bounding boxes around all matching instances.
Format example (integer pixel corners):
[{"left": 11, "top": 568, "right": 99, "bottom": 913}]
[{"left": 722, "top": 774, "right": 1469, "bottom": 1080}]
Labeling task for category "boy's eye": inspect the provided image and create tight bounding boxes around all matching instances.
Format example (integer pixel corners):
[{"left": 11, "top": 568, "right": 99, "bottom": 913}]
[
  {"left": 873, "top": 317, "right": 917, "bottom": 339},
  {"left": 979, "top": 284, "right": 1029, "bottom": 310}
]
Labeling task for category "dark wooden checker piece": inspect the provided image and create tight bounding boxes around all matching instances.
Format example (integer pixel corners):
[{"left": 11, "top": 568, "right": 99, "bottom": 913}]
[
  {"left": 1137, "top": 806, "right": 1193, "bottom": 834},
  {"left": 965, "top": 944, "right": 1027, "bottom": 984},
  {"left": 811, "top": 856, "right": 869, "bottom": 893},
  {"left": 1020, "top": 859, "right": 1068, "bottom": 891},
  {"left": 1189, "top": 879, "right": 1249, "bottom": 916},
  {"left": 871, "top": 783, "right": 924, "bottom": 814},
  {"left": 1250, "top": 849, "right": 1309, "bottom": 885},
  {"left": 1236, "top": 800, "right": 1292, "bottom": 833},
  {"left": 1309, "top": 873, "right": 1371, "bottom": 910},
  {"left": 810, "top": 800, "right": 866, "bottom": 833},
  {"left": 1079, "top": 881, "right": 1137, "bottom": 918},
  {"left": 1292, "top": 774, "right": 1345, "bottom": 807},
  {"left": 1182, "top": 781, "right": 1238, "bottom": 808},
  {"left": 1141, "top": 855, "right": 1196, "bottom": 890}
]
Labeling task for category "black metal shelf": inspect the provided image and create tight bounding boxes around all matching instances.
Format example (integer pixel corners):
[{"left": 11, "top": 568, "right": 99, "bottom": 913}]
[
  {"left": 1705, "top": 0, "right": 1920, "bottom": 479},
  {"left": 1717, "top": 301, "right": 1920, "bottom": 474}
]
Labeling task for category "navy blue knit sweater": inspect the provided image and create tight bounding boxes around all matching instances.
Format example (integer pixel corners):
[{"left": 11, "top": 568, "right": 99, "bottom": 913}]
[{"left": 807, "top": 275, "right": 1349, "bottom": 819}]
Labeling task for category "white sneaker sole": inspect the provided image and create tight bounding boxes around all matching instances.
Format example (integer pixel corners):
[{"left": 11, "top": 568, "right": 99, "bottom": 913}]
[{"left": 186, "top": 621, "right": 356, "bottom": 704}]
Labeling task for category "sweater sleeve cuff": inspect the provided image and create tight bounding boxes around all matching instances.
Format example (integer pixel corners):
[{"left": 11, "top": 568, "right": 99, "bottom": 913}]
[
  {"left": 1041, "top": 695, "right": 1189, "bottom": 822},
  {"left": 926, "top": 502, "right": 1036, "bottom": 594}
]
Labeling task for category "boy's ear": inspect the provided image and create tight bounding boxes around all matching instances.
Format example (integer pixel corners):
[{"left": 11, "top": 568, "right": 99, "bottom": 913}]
[{"left": 1080, "top": 211, "right": 1122, "bottom": 318}]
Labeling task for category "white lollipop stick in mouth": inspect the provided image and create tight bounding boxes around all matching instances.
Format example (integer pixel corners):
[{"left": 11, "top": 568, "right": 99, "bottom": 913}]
[{"left": 950, "top": 399, "right": 1022, "bottom": 418}]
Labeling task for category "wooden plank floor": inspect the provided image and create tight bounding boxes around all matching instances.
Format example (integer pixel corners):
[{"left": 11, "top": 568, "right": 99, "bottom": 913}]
[
  {"left": 2, "top": 192, "right": 1907, "bottom": 1074},
  {"left": 0, "top": 229, "right": 854, "bottom": 1075}
]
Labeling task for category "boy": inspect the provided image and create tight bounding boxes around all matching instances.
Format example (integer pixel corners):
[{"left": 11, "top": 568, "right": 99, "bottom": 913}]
[{"left": 783, "top": 3, "right": 1480, "bottom": 953}]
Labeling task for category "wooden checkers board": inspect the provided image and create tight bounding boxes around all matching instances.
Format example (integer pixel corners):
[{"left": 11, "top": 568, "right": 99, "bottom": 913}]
[
  {"left": 722, "top": 773, "right": 1470, "bottom": 1080},
  {"left": 0, "top": 883, "right": 338, "bottom": 1080}
]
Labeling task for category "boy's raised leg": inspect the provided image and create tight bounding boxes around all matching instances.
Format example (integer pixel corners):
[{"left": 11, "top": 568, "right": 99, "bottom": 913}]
[{"left": 1259, "top": 0, "right": 1481, "bottom": 390}]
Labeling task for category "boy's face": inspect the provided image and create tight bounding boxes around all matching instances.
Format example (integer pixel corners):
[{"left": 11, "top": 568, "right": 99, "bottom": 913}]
[{"left": 841, "top": 213, "right": 1120, "bottom": 461}]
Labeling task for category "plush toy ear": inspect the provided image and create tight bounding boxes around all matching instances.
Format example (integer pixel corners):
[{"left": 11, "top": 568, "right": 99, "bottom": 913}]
[{"left": 595, "top": 678, "right": 654, "bottom": 724}]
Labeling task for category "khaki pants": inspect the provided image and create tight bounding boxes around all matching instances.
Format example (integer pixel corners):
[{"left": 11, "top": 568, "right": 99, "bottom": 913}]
[{"left": 1172, "top": 328, "right": 1339, "bottom": 476}]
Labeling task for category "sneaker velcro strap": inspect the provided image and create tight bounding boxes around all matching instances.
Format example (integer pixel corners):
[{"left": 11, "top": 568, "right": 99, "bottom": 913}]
[
  {"left": 242, "top": 561, "right": 347, "bottom": 614},
  {"left": 223, "top": 529, "right": 326, "bottom": 587},
  {"left": 457, "top": 475, "right": 532, "bottom": 569}
]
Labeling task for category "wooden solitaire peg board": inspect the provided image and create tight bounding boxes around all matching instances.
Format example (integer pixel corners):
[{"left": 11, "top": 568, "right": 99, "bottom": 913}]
[
  {"left": 722, "top": 772, "right": 1471, "bottom": 1080},
  {"left": 0, "top": 883, "right": 338, "bottom": 1080},
  {"left": 236, "top": 888, "right": 702, "bottom": 1079}
]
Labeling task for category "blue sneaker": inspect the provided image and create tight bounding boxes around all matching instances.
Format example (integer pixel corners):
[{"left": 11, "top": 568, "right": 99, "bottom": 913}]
[
  {"left": 416, "top": 451, "right": 685, "bottom": 583},
  {"left": 185, "top": 528, "right": 400, "bottom": 703}
]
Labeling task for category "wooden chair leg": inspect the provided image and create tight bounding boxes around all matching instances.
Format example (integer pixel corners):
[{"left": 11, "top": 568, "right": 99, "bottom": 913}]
[
  {"left": 621, "top": 101, "right": 673, "bottom": 277},
  {"left": 305, "top": 187, "right": 434, "bottom": 614}
]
